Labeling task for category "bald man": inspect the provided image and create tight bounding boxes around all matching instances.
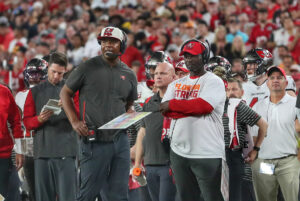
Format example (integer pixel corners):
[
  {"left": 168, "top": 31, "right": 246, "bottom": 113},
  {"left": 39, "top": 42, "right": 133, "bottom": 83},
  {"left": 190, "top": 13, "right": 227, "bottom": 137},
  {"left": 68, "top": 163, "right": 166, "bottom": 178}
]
[{"left": 134, "top": 62, "right": 177, "bottom": 201}]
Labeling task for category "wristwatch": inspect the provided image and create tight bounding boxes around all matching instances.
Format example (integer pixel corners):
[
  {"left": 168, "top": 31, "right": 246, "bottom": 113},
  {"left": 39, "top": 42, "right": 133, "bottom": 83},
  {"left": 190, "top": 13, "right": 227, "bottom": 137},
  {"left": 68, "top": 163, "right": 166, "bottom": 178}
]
[{"left": 253, "top": 146, "right": 260, "bottom": 151}]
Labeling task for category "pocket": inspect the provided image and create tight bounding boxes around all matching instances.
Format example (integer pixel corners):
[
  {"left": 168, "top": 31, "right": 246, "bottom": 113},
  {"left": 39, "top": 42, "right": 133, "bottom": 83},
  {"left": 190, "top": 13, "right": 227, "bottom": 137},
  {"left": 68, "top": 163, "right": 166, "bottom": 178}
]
[{"left": 79, "top": 140, "right": 93, "bottom": 162}]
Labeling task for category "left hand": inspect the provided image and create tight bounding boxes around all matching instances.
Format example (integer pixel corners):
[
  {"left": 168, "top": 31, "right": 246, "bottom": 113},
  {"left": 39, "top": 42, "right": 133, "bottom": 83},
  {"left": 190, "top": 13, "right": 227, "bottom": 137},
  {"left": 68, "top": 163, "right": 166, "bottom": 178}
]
[
  {"left": 15, "top": 154, "right": 24, "bottom": 171},
  {"left": 160, "top": 101, "right": 170, "bottom": 113},
  {"left": 58, "top": 99, "right": 62, "bottom": 107},
  {"left": 245, "top": 150, "right": 258, "bottom": 164},
  {"left": 127, "top": 106, "right": 135, "bottom": 113}
]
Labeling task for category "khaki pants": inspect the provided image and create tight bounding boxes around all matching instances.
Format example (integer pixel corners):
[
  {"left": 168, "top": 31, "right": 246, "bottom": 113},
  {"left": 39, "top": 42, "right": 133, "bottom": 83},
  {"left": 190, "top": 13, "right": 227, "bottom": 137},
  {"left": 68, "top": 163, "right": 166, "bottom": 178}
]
[{"left": 252, "top": 156, "right": 300, "bottom": 201}]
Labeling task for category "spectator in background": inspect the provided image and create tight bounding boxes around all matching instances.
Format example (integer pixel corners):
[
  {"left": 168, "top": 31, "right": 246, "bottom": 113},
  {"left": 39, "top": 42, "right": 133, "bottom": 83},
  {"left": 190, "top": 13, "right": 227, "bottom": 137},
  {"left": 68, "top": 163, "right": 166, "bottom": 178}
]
[
  {"left": 0, "top": 16, "right": 14, "bottom": 52},
  {"left": 67, "top": 33, "right": 85, "bottom": 67},
  {"left": 196, "top": 19, "right": 215, "bottom": 44},
  {"left": 248, "top": 8, "right": 276, "bottom": 50},
  {"left": 203, "top": 0, "right": 220, "bottom": 31},
  {"left": 226, "top": 14, "right": 249, "bottom": 43},
  {"left": 83, "top": 22, "right": 102, "bottom": 60},
  {"left": 273, "top": 45, "right": 289, "bottom": 66},
  {"left": 8, "top": 26, "right": 27, "bottom": 53},
  {"left": 279, "top": 54, "right": 296, "bottom": 73},
  {"left": 272, "top": 15, "right": 295, "bottom": 47},
  {"left": 121, "top": 31, "right": 145, "bottom": 82},
  {"left": 182, "top": 21, "right": 197, "bottom": 42},
  {"left": 211, "top": 25, "right": 229, "bottom": 57},
  {"left": 226, "top": 36, "right": 247, "bottom": 63},
  {"left": 288, "top": 21, "right": 300, "bottom": 64}
]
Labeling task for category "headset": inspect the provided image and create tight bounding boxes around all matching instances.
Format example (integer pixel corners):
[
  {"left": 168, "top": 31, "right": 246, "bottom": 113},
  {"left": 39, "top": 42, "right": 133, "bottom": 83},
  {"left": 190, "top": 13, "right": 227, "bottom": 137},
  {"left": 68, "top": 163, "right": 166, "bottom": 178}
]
[
  {"left": 97, "top": 27, "right": 128, "bottom": 54},
  {"left": 180, "top": 39, "right": 210, "bottom": 64}
]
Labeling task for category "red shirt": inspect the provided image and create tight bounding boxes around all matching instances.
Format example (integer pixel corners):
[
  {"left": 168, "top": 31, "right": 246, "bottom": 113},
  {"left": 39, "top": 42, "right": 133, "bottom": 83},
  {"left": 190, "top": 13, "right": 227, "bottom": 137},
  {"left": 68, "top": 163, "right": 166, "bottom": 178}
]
[
  {"left": 121, "top": 46, "right": 146, "bottom": 82},
  {"left": 0, "top": 84, "right": 23, "bottom": 158},
  {"left": 0, "top": 29, "right": 14, "bottom": 51},
  {"left": 289, "top": 35, "right": 300, "bottom": 64},
  {"left": 248, "top": 23, "right": 277, "bottom": 47}
]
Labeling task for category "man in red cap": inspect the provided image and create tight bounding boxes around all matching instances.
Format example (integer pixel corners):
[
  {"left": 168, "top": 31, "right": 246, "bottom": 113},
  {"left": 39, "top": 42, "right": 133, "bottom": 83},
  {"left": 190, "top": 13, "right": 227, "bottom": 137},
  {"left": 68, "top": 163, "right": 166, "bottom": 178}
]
[{"left": 160, "top": 39, "right": 226, "bottom": 201}]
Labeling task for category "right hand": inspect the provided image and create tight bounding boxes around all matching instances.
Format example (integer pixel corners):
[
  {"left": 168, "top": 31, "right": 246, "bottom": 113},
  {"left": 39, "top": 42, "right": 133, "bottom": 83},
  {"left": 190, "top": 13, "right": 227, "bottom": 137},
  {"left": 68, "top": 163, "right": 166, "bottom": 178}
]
[
  {"left": 132, "top": 164, "right": 143, "bottom": 180},
  {"left": 38, "top": 110, "right": 54, "bottom": 123},
  {"left": 71, "top": 120, "right": 89, "bottom": 136}
]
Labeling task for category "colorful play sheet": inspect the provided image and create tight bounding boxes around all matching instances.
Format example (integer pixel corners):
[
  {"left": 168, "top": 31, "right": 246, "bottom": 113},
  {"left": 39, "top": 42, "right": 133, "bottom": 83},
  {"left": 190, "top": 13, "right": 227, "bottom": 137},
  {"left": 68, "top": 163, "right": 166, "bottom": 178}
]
[{"left": 98, "top": 112, "right": 152, "bottom": 130}]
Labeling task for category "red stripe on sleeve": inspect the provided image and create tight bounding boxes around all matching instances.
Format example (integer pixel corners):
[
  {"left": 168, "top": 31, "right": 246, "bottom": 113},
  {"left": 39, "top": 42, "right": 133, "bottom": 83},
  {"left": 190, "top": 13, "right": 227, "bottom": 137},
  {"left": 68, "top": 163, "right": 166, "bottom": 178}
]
[
  {"left": 23, "top": 90, "right": 43, "bottom": 130},
  {"left": 169, "top": 98, "right": 214, "bottom": 116}
]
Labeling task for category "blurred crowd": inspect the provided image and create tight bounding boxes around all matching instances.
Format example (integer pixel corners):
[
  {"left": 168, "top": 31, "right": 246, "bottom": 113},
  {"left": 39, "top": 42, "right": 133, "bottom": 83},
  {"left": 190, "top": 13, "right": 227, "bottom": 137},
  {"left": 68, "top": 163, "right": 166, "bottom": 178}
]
[{"left": 0, "top": 0, "right": 299, "bottom": 96}]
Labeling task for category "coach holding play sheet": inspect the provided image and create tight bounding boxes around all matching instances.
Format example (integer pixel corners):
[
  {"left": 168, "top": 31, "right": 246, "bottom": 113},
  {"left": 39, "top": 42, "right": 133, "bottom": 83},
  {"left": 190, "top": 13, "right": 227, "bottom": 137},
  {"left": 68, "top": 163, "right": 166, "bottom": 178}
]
[
  {"left": 60, "top": 26, "right": 138, "bottom": 201},
  {"left": 23, "top": 52, "right": 77, "bottom": 201}
]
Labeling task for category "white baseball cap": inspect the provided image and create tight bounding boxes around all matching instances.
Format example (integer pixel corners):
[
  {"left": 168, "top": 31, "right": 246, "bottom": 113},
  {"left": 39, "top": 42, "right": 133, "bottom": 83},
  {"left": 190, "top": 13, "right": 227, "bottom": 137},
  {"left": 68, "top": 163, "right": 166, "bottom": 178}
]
[{"left": 98, "top": 26, "right": 124, "bottom": 42}]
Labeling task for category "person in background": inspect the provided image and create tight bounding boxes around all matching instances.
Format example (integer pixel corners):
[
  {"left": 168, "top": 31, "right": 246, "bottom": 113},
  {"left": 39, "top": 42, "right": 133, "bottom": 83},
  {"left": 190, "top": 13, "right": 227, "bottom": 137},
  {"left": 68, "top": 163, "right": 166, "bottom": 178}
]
[{"left": 175, "top": 60, "right": 189, "bottom": 79}]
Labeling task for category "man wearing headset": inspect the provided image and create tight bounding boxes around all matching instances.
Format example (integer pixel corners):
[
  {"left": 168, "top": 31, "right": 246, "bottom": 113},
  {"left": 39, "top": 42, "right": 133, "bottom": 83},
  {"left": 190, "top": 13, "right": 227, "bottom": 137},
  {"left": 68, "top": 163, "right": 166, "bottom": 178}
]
[
  {"left": 160, "top": 39, "right": 226, "bottom": 201},
  {"left": 60, "top": 26, "right": 138, "bottom": 201}
]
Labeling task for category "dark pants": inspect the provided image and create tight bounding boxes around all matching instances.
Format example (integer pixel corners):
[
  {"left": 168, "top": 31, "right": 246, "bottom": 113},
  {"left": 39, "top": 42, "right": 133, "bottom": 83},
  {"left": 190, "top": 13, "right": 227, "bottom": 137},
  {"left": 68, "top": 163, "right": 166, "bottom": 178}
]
[
  {"left": 23, "top": 156, "right": 35, "bottom": 201},
  {"left": 170, "top": 150, "right": 224, "bottom": 201},
  {"left": 7, "top": 165, "right": 21, "bottom": 201},
  {"left": 145, "top": 165, "right": 176, "bottom": 201},
  {"left": 241, "top": 179, "right": 256, "bottom": 201},
  {"left": 76, "top": 133, "right": 130, "bottom": 201},
  {"left": 226, "top": 149, "right": 245, "bottom": 201},
  {"left": 35, "top": 157, "right": 76, "bottom": 201},
  {"left": 0, "top": 158, "right": 11, "bottom": 198}
]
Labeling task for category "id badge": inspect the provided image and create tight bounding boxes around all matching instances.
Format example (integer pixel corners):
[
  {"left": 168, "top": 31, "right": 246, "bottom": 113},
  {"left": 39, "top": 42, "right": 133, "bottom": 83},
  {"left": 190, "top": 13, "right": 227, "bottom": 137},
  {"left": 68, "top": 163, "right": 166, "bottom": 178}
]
[{"left": 259, "top": 162, "right": 275, "bottom": 175}]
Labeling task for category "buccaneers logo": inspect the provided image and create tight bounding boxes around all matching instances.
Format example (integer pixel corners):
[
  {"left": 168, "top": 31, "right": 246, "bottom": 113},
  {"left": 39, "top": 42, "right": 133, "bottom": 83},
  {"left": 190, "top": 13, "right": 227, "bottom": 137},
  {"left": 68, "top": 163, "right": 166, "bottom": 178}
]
[
  {"left": 186, "top": 42, "right": 194, "bottom": 49},
  {"left": 103, "top": 28, "right": 114, "bottom": 37}
]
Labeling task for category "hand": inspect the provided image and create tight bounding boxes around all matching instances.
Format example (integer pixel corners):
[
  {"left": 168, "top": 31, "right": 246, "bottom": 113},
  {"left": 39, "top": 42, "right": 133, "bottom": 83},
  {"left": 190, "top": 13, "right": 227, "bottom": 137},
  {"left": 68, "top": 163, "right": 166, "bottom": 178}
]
[
  {"left": 297, "top": 150, "right": 300, "bottom": 161},
  {"left": 72, "top": 120, "right": 89, "bottom": 136},
  {"left": 245, "top": 150, "right": 258, "bottom": 164},
  {"left": 160, "top": 101, "right": 170, "bottom": 113},
  {"left": 127, "top": 106, "right": 135, "bottom": 113},
  {"left": 58, "top": 99, "right": 62, "bottom": 107},
  {"left": 132, "top": 164, "right": 143, "bottom": 180},
  {"left": 38, "top": 110, "right": 54, "bottom": 123},
  {"left": 15, "top": 154, "right": 24, "bottom": 171}
]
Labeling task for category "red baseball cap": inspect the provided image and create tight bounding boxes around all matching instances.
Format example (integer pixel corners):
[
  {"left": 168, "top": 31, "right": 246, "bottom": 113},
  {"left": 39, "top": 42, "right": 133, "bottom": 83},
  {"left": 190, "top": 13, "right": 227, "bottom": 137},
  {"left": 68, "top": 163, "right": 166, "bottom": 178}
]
[
  {"left": 267, "top": 66, "right": 287, "bottom": 79},
  {"left": 179, "top": 41, "right": 206, "bottom": 56}
]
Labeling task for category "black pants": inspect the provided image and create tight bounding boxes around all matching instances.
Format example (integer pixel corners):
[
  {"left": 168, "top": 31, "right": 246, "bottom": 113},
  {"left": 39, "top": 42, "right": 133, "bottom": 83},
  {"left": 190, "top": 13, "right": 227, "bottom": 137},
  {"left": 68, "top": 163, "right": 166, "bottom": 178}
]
[
  {"left": 170, "top": 150, "right": 223, "bottom": 201},
  {"left": 226, "top": 149, "right": 245, "bottom": 201},
  {"left": 0, "top": 158, "right": 11, "bottom": 198},
  {"left": 35, "top": 157, "right": 76, "bottom": 201},
  {"left": 23, "top": 156, "right": 35, "bottom": 201}
]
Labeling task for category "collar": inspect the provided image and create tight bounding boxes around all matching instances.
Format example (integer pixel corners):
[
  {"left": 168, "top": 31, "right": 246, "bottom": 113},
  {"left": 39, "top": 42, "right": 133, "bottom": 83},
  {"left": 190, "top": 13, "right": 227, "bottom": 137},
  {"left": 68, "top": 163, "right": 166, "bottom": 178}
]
[
  {"left": 265, "top": 92, "right": 290, "bottom": 105},
  {"left": 152, "top": 92, "right": 162, "bottom": 102}
]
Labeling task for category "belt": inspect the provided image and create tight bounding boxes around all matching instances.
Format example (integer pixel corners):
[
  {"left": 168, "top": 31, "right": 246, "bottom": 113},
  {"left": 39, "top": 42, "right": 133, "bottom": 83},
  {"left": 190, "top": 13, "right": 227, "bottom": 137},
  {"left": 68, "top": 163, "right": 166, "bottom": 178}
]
[
  {"left": 226, "top": 147, "right": 242, "bottom": 152},
  {"left": 269, "top": 154, "right": 297, "bottom": 160}
]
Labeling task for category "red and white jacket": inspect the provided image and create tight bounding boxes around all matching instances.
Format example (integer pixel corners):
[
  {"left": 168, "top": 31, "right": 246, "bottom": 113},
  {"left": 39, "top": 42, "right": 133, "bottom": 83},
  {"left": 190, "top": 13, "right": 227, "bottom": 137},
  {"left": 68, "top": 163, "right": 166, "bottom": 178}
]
[{"left": 0, "top": 84, "right": 23, "bottom": 158}]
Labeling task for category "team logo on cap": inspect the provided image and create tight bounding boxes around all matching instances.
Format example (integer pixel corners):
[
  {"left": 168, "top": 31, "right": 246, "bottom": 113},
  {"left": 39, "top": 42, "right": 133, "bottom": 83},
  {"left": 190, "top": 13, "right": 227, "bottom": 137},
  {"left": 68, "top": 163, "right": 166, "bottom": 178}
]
[
  {"left": 186, "top": 42, "right": 195, "bottom": 49},
  {"left": 103, "top": 28, "right": 114, "bottom": 37}
]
